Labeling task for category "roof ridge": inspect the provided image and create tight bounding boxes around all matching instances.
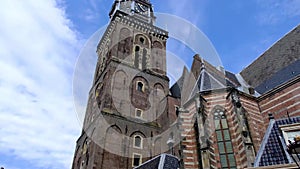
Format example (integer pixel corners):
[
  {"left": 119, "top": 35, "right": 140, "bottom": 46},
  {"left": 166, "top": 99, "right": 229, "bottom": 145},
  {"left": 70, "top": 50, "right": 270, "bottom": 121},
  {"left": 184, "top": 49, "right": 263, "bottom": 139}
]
[{"left": 240, "top": 24, "right": 300, "bottom": 74}]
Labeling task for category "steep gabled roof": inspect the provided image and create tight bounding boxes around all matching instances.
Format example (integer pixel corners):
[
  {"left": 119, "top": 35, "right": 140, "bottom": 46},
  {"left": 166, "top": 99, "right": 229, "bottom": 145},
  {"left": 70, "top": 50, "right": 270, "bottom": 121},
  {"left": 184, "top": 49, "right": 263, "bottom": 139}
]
[
  {"left": 254, "top": 116, "right": 300, "bottom": 167},
  {"left": 255, "top": 59, "right": 300, "bottom": 93},
  {"left": 170, "top": 55, "right": 242, "bottom": 100},
  {"left": 189, "top": 55, "right": 241, "bottom": 98},
  {"left": 240, "top": 25, "right": 300, "bottom": 91},
  {"left": 134, "top": 154, "right": 180, "bottom": 169},
  {"left": 226, "top": 70, "right": 241, "bottom": 86}
]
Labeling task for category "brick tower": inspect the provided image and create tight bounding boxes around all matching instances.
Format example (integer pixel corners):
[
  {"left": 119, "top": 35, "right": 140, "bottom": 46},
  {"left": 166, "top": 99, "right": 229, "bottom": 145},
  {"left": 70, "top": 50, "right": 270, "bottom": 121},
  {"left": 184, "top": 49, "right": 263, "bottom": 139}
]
[{"left": 71, "top": 0, "right": 179, "bottom": 168}]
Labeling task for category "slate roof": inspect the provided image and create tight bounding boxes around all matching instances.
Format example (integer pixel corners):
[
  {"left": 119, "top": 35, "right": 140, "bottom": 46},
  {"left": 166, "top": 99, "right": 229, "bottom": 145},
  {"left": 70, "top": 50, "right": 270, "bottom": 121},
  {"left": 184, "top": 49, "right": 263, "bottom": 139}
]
[
  {"left": 226, "top": 71, "right": 241, "bottom": 86},
  {"left": 170, "top": 58, "right": 241, "bottom": 99},
  {"left": 255, "top": 59, "right": 300, "bottom": 94},
  {"left": 198, "top": 69, "right": 227, "bottom": 91},
  {"left": 189, "top": 65, "right": 241, "bottom": 99},
  {"left": 254, "top": 116, "right": 300, "bottom": 167},
  {"left": 170, "top": 74, "right": 185, "bottom": 98},
  {"left": 240, "top": 25, "right": 300, "bottom": 88},
  {"left": 134, "top": 154, "right": 180, "bottom": 169}
]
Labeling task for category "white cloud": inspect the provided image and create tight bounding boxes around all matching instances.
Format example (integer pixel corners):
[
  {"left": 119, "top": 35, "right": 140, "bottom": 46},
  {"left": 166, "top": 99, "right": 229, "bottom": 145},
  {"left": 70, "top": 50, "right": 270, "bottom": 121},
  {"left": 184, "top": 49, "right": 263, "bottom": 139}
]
[
  {"left": 0, "top": 0, "right": 81, "bottom": 169},
  {"left": 256, "top": 0, "right": 300, "bottom": 25},
  {"left": 165, "top": 0, "right": 207, "bottom": 25},
  {"left": 283, "top": 0, "right": 300, "bottom": 17},
  {"left": 81, "top": 0, "right": 105, "bottom": 23}
]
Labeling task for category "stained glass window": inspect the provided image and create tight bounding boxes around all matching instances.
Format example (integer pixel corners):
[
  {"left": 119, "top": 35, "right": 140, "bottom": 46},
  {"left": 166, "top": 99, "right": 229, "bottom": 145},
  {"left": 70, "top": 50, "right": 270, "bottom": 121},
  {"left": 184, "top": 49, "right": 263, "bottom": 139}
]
[{"left": 214, "top": 108, "right": 236, "bottom": 169}]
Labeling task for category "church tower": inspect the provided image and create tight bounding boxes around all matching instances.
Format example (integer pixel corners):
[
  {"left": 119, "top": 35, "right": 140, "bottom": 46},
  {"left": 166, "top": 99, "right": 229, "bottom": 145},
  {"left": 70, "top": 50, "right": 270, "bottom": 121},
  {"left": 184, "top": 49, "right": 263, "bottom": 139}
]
[{"left": 71, "top": 0, "right": 175, "bottom": 169}]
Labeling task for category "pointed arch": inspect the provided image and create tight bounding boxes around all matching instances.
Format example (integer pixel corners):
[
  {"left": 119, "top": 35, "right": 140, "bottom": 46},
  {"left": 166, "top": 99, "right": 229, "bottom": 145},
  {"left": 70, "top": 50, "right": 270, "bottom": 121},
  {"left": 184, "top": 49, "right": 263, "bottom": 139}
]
[
  {"left": 130, "top": 131, "right": 147, "bottom": 138},
  {"left": 213, "top": 106, "right": 237, "bottom": 168},
  {"left": 211, "top": 105, "right": 226, "bottom": 113},
  {"left": 106, "top": 125, "right": 123, "bottom": 134}
]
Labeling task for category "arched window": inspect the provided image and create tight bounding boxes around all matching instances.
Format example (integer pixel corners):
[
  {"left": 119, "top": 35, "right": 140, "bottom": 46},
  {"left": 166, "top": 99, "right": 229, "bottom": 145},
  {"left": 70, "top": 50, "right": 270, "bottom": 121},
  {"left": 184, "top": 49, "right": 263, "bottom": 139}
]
[
  {"left": 214, "top": 109, "right": 236, "bottom": 169},
  {"left": 134, "top": 135, "right": 143, "bottom": 148},
  {"left": 137, "top": 81, "right": 144, "bottom": 92}
]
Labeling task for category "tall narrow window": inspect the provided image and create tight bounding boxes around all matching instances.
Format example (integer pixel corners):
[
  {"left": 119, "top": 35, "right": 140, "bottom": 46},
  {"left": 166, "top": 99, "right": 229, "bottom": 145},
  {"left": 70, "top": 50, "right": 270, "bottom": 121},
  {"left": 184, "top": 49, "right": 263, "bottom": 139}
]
[
  {"left": 135, "top": 46, "right": 140, "bottom": 68},
  {"left": 137, "top": 81, "right": 144, "bottom": 92},
  {"left": 132, "top": 153, "right": 142, "bottom": 167},
  {"left": 214, "top": 109, "right": 236, "bottom": 169},
  {"left": 134, "top": 135, "right": 143, "bottom": 148}
]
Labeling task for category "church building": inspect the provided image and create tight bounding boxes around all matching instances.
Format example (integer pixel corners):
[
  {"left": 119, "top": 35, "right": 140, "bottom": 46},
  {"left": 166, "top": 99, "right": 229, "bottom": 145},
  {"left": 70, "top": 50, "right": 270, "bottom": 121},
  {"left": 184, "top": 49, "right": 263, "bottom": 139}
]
[{"left": 71, "top": 0, "right": 300, "bottom": 169}]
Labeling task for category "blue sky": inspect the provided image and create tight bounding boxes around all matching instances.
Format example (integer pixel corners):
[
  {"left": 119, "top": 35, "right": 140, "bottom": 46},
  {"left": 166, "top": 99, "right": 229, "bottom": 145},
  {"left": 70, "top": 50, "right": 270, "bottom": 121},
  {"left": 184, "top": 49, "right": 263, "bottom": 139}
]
[{"left": 0, "top": 0, "right": 299, "bottom": 169}]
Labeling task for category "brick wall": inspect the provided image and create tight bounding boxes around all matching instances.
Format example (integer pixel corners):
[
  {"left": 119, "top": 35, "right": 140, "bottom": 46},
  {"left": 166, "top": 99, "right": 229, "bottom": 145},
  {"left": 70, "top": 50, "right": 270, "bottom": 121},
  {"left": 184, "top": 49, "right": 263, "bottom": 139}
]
[
  {"left": 258, "top": 79, "right": 300, "bottom": 127},
  {"left": 180, "top": 91, "right": 258, "bottom": 169},
  {"left": 239, "top": 95, "right": 264, "bottom": 153}
]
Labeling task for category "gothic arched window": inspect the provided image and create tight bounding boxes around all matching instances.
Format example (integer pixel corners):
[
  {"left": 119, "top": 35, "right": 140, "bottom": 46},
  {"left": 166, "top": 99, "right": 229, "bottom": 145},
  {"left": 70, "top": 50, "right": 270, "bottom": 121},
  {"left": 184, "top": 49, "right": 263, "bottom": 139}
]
[{"left": 214, "top": 109, "right": 236, "bottom": 169}]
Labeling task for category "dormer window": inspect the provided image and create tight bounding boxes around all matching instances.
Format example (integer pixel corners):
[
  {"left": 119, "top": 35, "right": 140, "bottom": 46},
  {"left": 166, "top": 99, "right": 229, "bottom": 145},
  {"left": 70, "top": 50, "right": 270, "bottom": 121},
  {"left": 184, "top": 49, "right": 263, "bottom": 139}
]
[{"left": 281, "top": 123, "right": 300, "bottom": 146}]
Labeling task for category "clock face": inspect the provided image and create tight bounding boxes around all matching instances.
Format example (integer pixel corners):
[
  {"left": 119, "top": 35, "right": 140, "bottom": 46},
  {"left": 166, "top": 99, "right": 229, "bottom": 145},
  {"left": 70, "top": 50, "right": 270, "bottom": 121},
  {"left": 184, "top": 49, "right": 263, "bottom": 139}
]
[{"left": 134, "top": 3, "right": 148, "bottom": 14}]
